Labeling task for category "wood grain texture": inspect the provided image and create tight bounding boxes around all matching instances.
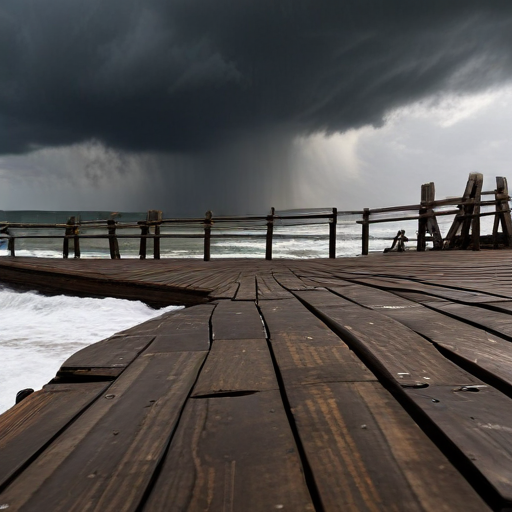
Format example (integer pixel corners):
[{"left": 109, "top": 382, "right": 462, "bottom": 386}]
[
  {"left": 5, "top": 252, "right": 512, "bottom": 510},
  {"left": 192, "top": 339, "right": 279, "bottom": 396},
  {"left": 212, "top": 300, "right": 265, "bottom": 340},
  {"left": 334, "top": 284, "right": 512, "bottom": 396},
  {"left": 59, "top": 335, "right": 155, "bottom": 378},
  {"left": 143, "top": 391, "right": 314, "bottom": 512},
  {"left": 0, "top": 351, "right": 207, "bottom": 512},
  {"left": 286, "top": 382, "right": 489, "bottom": 512},
  {"left": 0, "top": 382, "right": 108, "bottom": 490},
  {"left": 256, "top": 274, "right": 292, "bottom": 300},
  {"left": 259, "top": 299, "right": 375, "bottom": 386},
  {"left": 296, "top": 289, "right": 478, "bottom": 387}
]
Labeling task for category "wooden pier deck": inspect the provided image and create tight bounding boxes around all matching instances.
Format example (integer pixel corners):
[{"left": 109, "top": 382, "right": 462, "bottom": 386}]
[{"left": 3, "top": 251, "right": 512, "bottom": 510}]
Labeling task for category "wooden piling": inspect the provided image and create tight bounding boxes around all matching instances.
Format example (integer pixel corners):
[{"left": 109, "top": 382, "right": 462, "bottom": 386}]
[
  {"left": 107, "top": 220, "right": 121, "bottom": 259},
  {"left": 362, "top": 208, "right": 369, "bottom": 255},
  {"left": 266, "top": 207, "right": 275, "bottom": 261},
  {"left": 204, "top": 211, "right": 213, "bottom": 261},
  {"left": 329, "top": 207, "right": 337, "bottom": 258}
]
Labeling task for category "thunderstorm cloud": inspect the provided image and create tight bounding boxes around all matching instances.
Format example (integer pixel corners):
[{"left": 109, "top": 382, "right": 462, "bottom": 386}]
[{"left": 2, "top": 0, "right": 512, "bottom": 156}]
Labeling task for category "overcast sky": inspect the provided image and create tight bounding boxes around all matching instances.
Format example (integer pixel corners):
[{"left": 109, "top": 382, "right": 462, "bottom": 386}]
[{"left": 1, "top": 1, "right": 512, "bottom": 215}]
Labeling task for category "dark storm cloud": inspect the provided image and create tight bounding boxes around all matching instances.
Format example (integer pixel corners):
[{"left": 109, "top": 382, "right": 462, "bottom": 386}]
[{"left": 2, "top": 0, "right": 512, "bottom": 154}]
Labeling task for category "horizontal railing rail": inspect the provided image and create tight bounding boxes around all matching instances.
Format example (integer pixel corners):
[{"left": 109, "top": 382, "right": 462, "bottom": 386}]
[
  {"left": 1, "top": 175, "right": 511, "bottom": 259},
  {"left": 0, "top": 207, "right": 343, "bottom": 261}
]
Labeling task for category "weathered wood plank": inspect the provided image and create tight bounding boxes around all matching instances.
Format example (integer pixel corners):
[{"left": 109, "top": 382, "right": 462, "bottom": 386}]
[
  {"left": 58, "top": 335, "right": 155, "bottom": 379},
  {"left": 340, "top": 275, "right": 509, "bottom": 304},
  {"left": 256, "top": 274, "right": 293, "bottom": 300},
  {"left": 118, "top": 304, "right": 213, "bottom": 338},
  {"left": 234, "top": 273, "right": 257, "bottom": 301},
  {"left": 212, "top": 300, "right": 265, "bottom": 340},
  {"left": 259, "top": 298, "right": 375, "bottom": 386},
  {"left": 0, "top": 351, "right": 207, "bottom": 512},
  {"left": 192, "top": 339, "right": 279, "bottom": 397},
  {"left": 404, "top": 385, "right": 512, "bottom": 506},
  {"left": 0, "top": 382, "right": 109, "bottom": 491},
  {"left": 332, "top": 284, "right": 512, "bottom": 397},
  {"left": 297, "top": 289, "right": 512, "bottom": 506},
  {"left": 209, "top": 280, "right": 240, "bottom": 300},
  {"left": 295, "top": 290, "right": 477, "bottom": 387},
  {"left": 272, "top": 270, "right": 316, "bottom": 291},
  {"left": 428, "top": 301, "right": 512, "bottom": 341},
  {"left": 143, "top": 391, "right": 315, "bottom": 512},
  {"left": 286, "top": 382, "right": 490, "bottom": 512},
  {"left": 259, "top": 298, "right": 343, "bottom": 335}
]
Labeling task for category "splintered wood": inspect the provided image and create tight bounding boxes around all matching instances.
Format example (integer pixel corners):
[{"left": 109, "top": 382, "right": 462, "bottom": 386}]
[{"left": 5, "top": 250, "right": 512, "bottom": 510}]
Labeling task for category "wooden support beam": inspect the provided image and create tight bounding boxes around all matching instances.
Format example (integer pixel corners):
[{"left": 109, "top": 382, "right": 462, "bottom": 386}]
[
  {"left": 362, "top": 208, "right": 370, "bottom": 256},
  {"left": 493, "top": 177, "right": 512, "bottom": 247},
  {"left": 203, "top": 210, "right": 212, "bottom": 262},
  {"left": 444, "top": 173, "right": 482, "bottom": 249},
  {"left": 265, "top": 207, "right": 275, "bottom": 261},
  {"left": 107, "top": 220, "right": 121, "bottom": 259},
  {"left": 329, "top": 207, "right": 337, "bottom": 258},
  {"left": 460, "top": 173, "right": 482, "bottom": 250}
]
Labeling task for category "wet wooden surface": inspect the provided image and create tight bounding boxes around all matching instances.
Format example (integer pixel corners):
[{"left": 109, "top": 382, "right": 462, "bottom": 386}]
[{"left": 4, "top": 250, "right": 512, "bottom": 510}]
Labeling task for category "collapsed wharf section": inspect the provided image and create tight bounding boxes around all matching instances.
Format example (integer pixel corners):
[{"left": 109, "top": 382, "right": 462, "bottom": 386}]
[{"left": 2, "top": 251, "right": 512, "bottom": 510}]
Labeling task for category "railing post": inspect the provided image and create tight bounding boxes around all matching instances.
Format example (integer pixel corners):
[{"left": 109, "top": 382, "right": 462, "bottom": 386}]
[
  {"left": 417, "top": 185, "right": 428, "bottom": 251},
  {"left": 8, "top": 235, "right": 15, "bottom": 257},
  {"left": 329, "top": 207, "right": 337, "bottom": 258},
  {"left": 362, "top": 208, "right": 370, "bottom": 255},
  {"left": 147, "top": 210, "right": 162, "bottom": 259},
  {"left": 107, "top": 220, "right": 121, "bottom": 259},
  {"left": 138, "top": 221, "right": 148, "bottom": 259},
  {"left": 73, "top": 218, "right": 80, "bottom": 259},
  {"left": 266, "top": 207, "right": 275, "bottom": 260},
  {"left": 204, "top": 211, "right": 212, "bottom": 261},
  {"left": 63, "top": 217, "right": 73, "bottom": 258}
]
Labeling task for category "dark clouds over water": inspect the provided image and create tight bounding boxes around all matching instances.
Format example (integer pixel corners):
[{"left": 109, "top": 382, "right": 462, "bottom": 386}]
[{"left": 2, "top": 0, "right": 512, "bottom": 155}]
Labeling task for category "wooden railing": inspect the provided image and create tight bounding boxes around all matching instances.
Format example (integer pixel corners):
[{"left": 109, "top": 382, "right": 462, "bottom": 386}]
[
  {"left": 1, "top": 174, "right": 511, "bottom": 259},
  {"left": 357, "top": 174, "right": 512, "bottom": 255},
  {"left": 0, "top": 208, "right": 345, "bottom": 261}
]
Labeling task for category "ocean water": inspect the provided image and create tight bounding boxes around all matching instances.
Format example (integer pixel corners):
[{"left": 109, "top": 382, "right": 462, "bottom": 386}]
[
  {"left": 0, "top": 289, "right": 180, "bottom": 414},
  {"left": 0, "top": 209, "right": 496, "bottom": 414}
]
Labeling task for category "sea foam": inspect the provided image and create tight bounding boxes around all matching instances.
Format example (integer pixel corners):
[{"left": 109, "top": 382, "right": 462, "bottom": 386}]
[{"left": 0, "top": 286, "right": 181, "bottom": 414}]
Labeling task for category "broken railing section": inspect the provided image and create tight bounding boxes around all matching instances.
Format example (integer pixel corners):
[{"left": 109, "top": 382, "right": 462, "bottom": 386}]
[{"left": 359, "top": 173, "right": 512, "bottom": 255}]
